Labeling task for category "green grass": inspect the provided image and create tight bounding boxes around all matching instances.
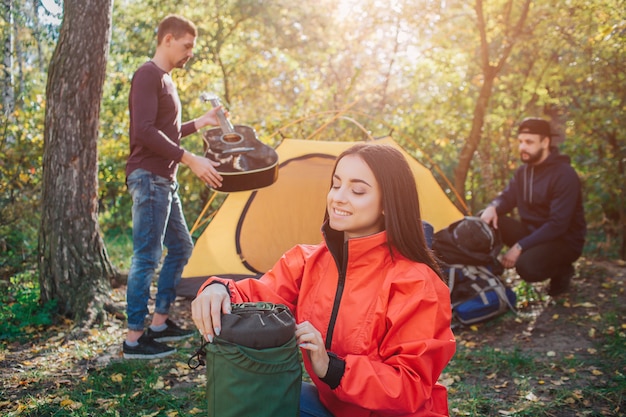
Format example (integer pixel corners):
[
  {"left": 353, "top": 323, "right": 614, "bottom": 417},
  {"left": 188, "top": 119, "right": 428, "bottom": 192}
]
[
  {"left": 10, "top": 354, "right": 208, "bottom": 416},
  {"left": 446, "top": 306, "right": 626, "bottom": 416},
  {"left": 0, "top": 271, "right": 57, "bottom": 344},
  {"left": 446, "top": 337, "right": 625, "bottom": 416}
]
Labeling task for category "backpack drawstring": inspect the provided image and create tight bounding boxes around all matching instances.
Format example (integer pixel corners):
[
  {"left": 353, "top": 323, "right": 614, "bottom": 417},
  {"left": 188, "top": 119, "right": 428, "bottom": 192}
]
[{"left": 188, "top": 339, "right": 211, "bottom": 369}]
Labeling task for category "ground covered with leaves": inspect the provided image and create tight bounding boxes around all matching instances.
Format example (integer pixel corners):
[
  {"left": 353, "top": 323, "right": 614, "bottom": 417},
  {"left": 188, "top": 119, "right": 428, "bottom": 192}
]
[
  {"left": 446, "top": 259, "right": 626, "bottom": 416},
  {"left": 0, "top": 258, "right": 624, "bottom": 416}
]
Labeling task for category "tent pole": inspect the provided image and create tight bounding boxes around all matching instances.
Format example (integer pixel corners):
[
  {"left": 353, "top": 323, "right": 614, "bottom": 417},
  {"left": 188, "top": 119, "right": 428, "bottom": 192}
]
[{"left": 190, "top": 191, "right": 218, "bottom": 235}]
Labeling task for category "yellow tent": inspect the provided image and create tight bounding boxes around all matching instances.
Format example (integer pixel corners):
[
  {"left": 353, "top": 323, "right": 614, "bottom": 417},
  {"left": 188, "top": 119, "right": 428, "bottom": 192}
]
[{"left": 178, "top": 137, "right": 464, "bottom": 297}]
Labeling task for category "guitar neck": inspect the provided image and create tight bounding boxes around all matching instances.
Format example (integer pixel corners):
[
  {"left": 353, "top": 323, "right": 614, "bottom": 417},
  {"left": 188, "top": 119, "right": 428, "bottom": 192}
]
[{"left": 208, "top": 98, "right": 236, "bottom": 134}]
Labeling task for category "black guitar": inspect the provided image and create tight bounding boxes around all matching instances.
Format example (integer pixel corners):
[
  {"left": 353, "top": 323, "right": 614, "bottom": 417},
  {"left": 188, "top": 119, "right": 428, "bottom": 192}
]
[{"left": 200, "top": 94, "right": 279, "bottom": 192}]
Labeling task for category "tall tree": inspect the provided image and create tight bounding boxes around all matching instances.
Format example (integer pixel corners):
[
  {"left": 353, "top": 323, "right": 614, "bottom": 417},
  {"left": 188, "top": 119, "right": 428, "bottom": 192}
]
[
  {"left": 452, "top": 0, "right": 531, "bottom": 200},
  {"left": 1, "top": 0, "right": 15, "bottom": 116},
  {"left": 39, "top": 0, "right": 116, "bottom": 327}
]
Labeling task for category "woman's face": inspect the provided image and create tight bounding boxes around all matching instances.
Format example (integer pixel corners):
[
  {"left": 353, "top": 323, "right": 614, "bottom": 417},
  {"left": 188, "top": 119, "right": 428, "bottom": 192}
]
[{"left": 327, "top": 154, "right": 384, "bottom": 239}]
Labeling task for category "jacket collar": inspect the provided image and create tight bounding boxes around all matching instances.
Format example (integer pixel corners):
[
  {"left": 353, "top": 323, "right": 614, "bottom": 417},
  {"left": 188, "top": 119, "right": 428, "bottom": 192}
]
[{"left": 321, "top": 220, "right": 389, "bottom": 261}]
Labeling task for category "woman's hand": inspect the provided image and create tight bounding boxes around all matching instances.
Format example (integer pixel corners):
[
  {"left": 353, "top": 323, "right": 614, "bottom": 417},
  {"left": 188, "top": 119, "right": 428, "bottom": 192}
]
[
  {"left": 296, "top": 321, "right": 330, "bottom": 378},
  {"left": 191, "top": 283, "right": 231, "bottom": 342}
]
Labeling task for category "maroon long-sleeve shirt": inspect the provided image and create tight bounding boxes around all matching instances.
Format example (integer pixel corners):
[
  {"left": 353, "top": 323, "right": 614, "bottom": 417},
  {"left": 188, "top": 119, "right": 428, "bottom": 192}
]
[{"left": 126, "top": 61, "right": 197, "bottom": 180}]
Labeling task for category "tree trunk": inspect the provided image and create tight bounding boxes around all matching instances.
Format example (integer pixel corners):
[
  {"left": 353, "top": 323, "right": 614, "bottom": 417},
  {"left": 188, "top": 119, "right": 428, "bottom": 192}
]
[
  {"left": 31, "top": 0, "right": 47, "bottom": 74},
  {"left": 39, "top": 0, "right": 117, "bottom": 328},
  {"left": 453, "top": 0, "right": 531, "bottom": 200},
  {"left": 607, "top": 131, "right": 626, "bottom": 260},
  {"left": 453, "top": 71, "right": 495, "bottom": 200},
  {"left": 1, "top": 0, "right": 15, "bottom": 116}
]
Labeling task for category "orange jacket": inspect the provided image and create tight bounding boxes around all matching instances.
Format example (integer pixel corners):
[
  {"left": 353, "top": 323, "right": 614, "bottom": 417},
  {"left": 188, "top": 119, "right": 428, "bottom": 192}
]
[{"left": 199, "top": 225, "right": 456, "bottom": 416}]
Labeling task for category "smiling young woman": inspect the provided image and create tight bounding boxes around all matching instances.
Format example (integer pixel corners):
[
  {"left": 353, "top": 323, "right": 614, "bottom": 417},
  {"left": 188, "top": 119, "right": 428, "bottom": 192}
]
[
  {"left": 193, "top": 143, "right": 456, "bottom": 417},
  {"left": 326, "top": 154, "right": 385, "bottom": 239}
]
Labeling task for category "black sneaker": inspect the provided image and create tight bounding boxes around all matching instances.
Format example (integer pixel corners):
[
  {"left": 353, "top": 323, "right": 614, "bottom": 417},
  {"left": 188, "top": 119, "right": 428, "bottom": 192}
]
[
  {"left": 548, "top": 265, "right": 575, "bottom": 297},
  {"left": 146, "top": 319, "right": 195, "bottom": 342},
  {"left": 123, "top": 334, "right": 176, "bottom": 359}
]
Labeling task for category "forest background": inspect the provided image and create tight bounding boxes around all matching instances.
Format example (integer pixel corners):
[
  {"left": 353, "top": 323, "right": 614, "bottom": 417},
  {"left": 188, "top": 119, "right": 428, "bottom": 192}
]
[
  {"left": 0, "top": 1, "right": 625, "bottom": 416},
  {"left": 1, "top": 0, "right": 625, "bottom": 339}
]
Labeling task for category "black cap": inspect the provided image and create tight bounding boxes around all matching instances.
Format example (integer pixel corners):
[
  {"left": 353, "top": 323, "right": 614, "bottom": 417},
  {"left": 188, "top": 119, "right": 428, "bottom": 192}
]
[{"left": 517, "top": 118, "right": 558, "bottom": 137}]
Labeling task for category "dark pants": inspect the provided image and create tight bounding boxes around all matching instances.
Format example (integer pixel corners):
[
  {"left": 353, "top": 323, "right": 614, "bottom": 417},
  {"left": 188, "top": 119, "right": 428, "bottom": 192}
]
[{"left": 498, "top": 216, "right": 581, "bottom": 283}]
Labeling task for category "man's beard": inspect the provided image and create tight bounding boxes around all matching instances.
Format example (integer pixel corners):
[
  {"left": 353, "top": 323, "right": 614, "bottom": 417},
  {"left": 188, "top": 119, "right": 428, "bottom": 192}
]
[
  {"left": 520, "top": 148, "right": 545, "bottom": 165},
  {"left": 175, "top": 57, "right": 190, "bottom": 69}
]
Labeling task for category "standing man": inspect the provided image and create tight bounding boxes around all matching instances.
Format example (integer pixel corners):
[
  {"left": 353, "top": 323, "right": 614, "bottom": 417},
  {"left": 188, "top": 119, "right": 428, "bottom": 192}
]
[
  {"left": 480, "top": 118, "right": 586, "bottom": 296},
  {"left": 123, "top": 15, "right": 224, "bottom": 359}
]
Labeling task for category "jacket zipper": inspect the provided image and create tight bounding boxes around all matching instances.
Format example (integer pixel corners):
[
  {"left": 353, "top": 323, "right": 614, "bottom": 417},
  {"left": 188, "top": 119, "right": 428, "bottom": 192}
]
[{"left": 325, "top": 240, "right": 348, "bottom": 350}]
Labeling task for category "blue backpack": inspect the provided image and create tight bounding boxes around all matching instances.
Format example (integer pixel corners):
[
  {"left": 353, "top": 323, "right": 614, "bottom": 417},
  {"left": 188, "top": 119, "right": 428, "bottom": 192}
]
[
  {"left": 445, "top": 264, "right": 517, "bottom": 325},
  {"left": 433, "top": 217, "right": 516, "bottom": 325}
]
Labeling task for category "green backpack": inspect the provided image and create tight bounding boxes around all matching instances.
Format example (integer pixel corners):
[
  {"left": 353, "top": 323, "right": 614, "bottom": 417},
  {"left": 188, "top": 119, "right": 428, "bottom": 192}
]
[{"left": 190, "top": 303, "right": 302, "bottom": 417}]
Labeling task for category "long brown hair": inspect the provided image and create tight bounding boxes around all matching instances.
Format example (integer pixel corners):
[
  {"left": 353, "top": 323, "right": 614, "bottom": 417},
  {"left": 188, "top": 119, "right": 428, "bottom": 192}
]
[{"left": 326, "top": 143, "right": 442, "bottom": 279}]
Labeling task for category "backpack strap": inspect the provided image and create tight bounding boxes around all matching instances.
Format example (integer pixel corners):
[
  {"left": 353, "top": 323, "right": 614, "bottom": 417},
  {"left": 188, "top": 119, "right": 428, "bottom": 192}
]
[
  {"left": 448, "top": 264, "right": 517, "bottom": 314},
  {"left": 475, "top": 266, "right": 517, "bottom": 313}
]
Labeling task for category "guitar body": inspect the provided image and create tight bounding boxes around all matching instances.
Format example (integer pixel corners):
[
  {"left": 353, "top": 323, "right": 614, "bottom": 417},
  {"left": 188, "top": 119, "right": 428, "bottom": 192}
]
[
  {"left": 200, "top": 93, "right": 279, "bottom": 192},
  {"left": 203, "top": 124, "right": 279, "bottom": 192}
]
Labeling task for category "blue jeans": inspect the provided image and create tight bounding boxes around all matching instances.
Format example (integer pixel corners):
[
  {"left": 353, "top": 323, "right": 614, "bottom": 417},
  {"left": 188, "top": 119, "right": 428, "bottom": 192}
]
[
  {"left": 126, "top": 169, "right": 194, "bottom": 331},
  {"left": 300, "top": 383, "right": 334, "bottom": 417}
]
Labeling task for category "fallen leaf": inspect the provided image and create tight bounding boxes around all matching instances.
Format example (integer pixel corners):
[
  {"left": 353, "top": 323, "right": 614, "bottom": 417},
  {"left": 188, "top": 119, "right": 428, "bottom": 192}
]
[
  {"left": 525, "top": 392, "right": 538, "bottom": 402},
  {"left": 60, "top": 398, "right": 82, "bottom": 409},
  {"left": 438, "top": 376, "right": 455, "bottom": 387},
  {"left": 573, "top": 302, "right": 596, "bottom": 308},
  {"left": 151, "top": 377, "right": 165, "bottom": 390}
]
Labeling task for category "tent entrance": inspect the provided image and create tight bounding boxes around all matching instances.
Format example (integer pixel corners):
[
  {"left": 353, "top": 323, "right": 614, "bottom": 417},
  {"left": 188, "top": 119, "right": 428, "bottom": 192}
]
[{"left": 237, "top": 154, "right": 336, "bottom": 273}]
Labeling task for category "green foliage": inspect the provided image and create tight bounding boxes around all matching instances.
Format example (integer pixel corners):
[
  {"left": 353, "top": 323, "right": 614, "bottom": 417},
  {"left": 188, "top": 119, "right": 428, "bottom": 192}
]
[
  {"left": 102, "top": 228, "right": 134, "bottom": 273},
  {"left": 0, "top": 272, "right": 57, "bottom": 344},
  {"left": 0, "top": 102, "right": 45, "bottom": 279},
  {"left": 2, "top": 0, "right": 625, "bottom": 264}
]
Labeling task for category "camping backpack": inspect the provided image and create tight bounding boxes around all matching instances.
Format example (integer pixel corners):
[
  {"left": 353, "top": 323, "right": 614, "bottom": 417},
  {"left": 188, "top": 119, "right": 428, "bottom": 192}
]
[
  {"left": 189, "top": 302, "right": 302, "bottom": 417},
  {"left": 446, "top": 264, "right": 517, "bottom": 325},
  {"left": 432, "top": 216, "right": 503, "bottom": 271},
  {"left": 433, "top": 217, "right": 516, "bottom": 324}
]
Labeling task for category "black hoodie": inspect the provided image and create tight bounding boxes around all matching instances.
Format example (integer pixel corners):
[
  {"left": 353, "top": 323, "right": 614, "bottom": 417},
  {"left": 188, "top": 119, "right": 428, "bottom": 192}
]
[{"left": 490, "top": 147, "right": 586, "bottom": 255}]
